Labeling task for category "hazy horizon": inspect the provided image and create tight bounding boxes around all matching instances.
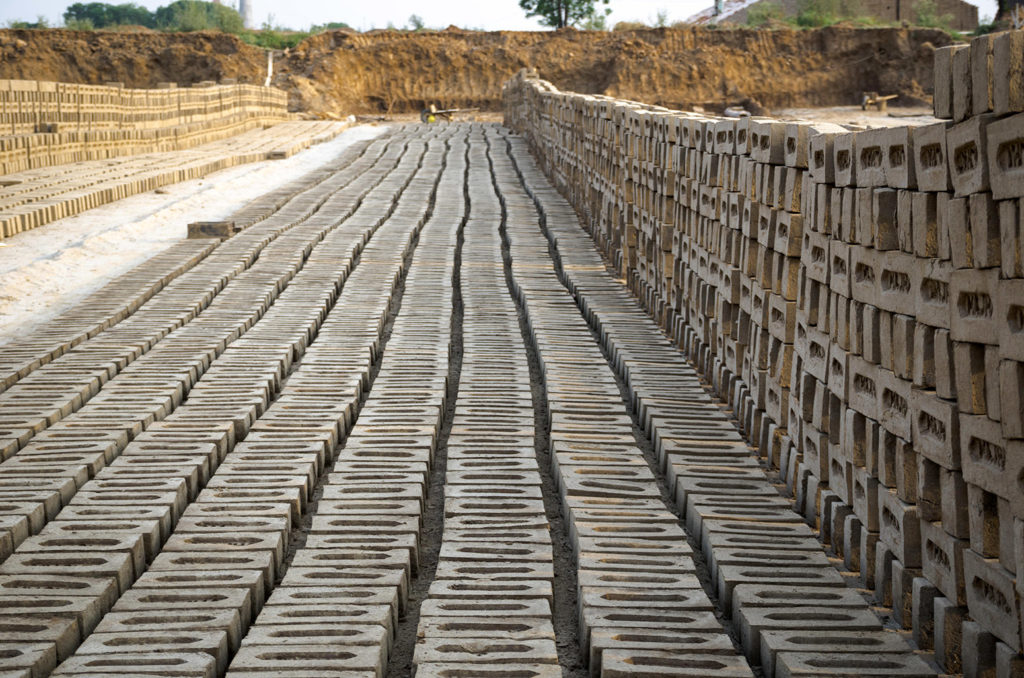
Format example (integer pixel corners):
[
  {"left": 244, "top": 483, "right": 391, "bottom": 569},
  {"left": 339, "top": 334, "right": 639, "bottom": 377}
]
[{"left": 0, "top": 0, "right": 999, "bottom": 32}]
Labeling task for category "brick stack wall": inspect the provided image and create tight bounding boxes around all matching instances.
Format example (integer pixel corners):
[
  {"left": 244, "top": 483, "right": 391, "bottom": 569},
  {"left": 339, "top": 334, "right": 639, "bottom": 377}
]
[
  {"left": 503, "top": 29, "right": 1024, "bottom": 676},
  {"left": 0, "top": 80, "right": 290, "bottom": 174}
]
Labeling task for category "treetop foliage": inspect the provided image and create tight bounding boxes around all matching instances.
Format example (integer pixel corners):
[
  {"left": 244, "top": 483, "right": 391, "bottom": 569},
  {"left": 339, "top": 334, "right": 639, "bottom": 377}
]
[{"left": 518, "top": 0, "right": 611, "bottom": 28}]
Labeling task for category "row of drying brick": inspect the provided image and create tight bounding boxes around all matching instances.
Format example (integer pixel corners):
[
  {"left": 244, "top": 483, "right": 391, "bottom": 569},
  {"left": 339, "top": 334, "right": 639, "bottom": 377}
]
[
  {"left": 0, "top": 121, "right": 351, "bottom": 239},
  {"left": 0, "top": 126, "right": 445, "bottom": 677},
  {"left": 225, "top": 127, "right": 462, "bottom": 677},
  {"left": 497, "top": 127, "right": 758, "bottom": 678},
  {"left": 502, "top": 28, "right": 1024, "bottom": 678},
  {"left": 0, "top": 80, "right": 286, "bottom": 135},
  {"left": 505, "top": 131, "right": 936, "bottom": 677},
  {"left": 0, "top": 130, "right": 406, "bottom": 582},
  {"left": 413, "top": 131, "right": 559, "bottom": 678},
  {"left": 0, "top": 127, "right": 357, "bottom": 404},
  {"left": 0, "top": 80, "right": 289, "bottom": 173}
]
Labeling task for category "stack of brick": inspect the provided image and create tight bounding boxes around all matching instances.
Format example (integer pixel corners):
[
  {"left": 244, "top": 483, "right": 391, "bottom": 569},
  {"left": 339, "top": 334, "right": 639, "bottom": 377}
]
[
  {"left": 0, "top": 80, "right": 290, "bottom": 175},
  {"left": 503, "top": 28, "right": 1024, "bottom": 676}
]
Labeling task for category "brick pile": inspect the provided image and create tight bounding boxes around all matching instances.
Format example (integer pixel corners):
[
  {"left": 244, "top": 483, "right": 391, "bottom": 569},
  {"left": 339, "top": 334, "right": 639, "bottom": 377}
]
[
  {"left": 503, "top": 29, "right": 1024, "bottom": 676},
  {"left": 0, "top": 80, "right": 290, "bottom": 175}
]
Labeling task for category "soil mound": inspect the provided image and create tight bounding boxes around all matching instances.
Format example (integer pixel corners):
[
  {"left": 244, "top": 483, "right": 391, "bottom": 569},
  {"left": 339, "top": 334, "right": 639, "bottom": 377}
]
[
  {"left": 0, "top": 29, "right": 266, "bottom": 87},
  {"left": 274, "top": 26, "right": 952, "bottom": 116},
  {"left": 0, "top": 26, "right": 952, "bottom": 116}
]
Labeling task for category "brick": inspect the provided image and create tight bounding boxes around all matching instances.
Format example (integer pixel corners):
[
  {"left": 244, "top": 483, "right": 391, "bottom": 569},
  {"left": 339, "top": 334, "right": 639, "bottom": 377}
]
[
  {"left": 947, "top": 114, "right": 994, "bottom": 197},
  {"left": 934, "top": 45, "right": 959, "bottom": 119},
  {"left": 964, "top": 550, "right": 1022, "bottom": 650},
  {"left": 993, "top": 30, "right": 1024, "bottom": 116},
  {"left": 954, "top": 44, "right": 974, "bottom": 122},
  {"left": 972, "top": 33, "right": 995, "bottom": 116},
  {"left": 773, "top": 651, "right": 935, "bottom": 677},
  {"left": 988, "top": 112, "right": 1024, "bottom": 200}
]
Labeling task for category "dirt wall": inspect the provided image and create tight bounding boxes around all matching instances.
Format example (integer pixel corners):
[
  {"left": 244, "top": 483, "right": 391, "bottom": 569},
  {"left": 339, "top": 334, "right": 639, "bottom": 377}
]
[
  {"left": 0, "top": 29, "right": 267, "bottom": 87},
  {"left": 0, "top": 26, "right": 954, "bottom": 117},
  {"left": 277, "top": 26, "right": 953, "bottom": 116}
]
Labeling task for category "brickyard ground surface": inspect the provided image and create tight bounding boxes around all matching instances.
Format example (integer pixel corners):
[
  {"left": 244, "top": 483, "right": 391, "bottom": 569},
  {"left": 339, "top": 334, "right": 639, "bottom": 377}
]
[{"left": 0, "top": 122, "right": 943, "bottom": 678}]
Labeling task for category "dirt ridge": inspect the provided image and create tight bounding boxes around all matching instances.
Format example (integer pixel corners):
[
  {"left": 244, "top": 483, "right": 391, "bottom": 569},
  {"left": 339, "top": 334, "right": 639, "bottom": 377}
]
[{"left": 0, "top": 26, "right": 953, "bottom": 116}]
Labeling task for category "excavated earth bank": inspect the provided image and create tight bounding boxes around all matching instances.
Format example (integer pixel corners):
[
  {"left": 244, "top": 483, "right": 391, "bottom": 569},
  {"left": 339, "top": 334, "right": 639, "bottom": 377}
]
[{"left": 0, "top": 26, "right": 953, "bottom": 115}]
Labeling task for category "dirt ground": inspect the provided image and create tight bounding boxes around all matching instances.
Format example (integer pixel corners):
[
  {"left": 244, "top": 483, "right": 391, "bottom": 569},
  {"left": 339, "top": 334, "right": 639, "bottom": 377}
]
[{"left": 0, "top": 26, "right": 953, "bottom": 118}]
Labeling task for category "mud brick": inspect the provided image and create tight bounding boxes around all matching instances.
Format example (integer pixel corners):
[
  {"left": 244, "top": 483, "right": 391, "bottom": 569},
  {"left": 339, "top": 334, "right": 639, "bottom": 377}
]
[
  {"left": 878, "top": 488, "right": 921, "bottom": 567},
  {"left": 827, "top": 445, "right": 852, "bottom": 505},
  {"left": 921, "top": 520, "right": 968, "bottom": 605},
  {"left": 846, "top": 355, "right": 878, "bottom": 420},
  {"left": 913, "top": 121, "right": 953, "bottom": 191},
  {"left": 950, "top": 267, "right": 999, "bottom": 344},
  {"left": 910, "top": 191, "right": 938, "bottom": 258},
  {"left": 934, "top": 596, "right": 967, "bottom": 673},
  {"left": 988, "top": 113, "right": 1024, "bottom": 200},
  {"left": 1000, "top": 362, "right": 1024, "bottom": 440},
  {"left": 954, "top": 44, "right": 974, "bottom": 122},
  {"left": 852, "top": 128, "right": 886, "bottom": 188},
  {"left": 0, "top": 614, "right": 80, "bottom": 662},
  {"left": 76, "top": 630, "right": 230, "bottom": 675},
  {"left": 736, "top": 606, "right": 882, "bottom": 663},
  {"left": 970, "top": 34, "right": 996, "bottom": 115},
  {"left": 891, "top": 556, "right": 920, "bottom": 628},
  {"left": 876, "top": 368, "right": 917, "bottom": 444},
  {"left": 954, "top": 342, "right": 990, "bottom": 414},
  {"left": 963, "top": 619, "right": 999, "bottom": 678},
  {"left": 774, "top": 651, "right": 936, "bottom": 677},
  {"left": 948, "top": 114, "right": 994, "bottom": 197},
  {"left": 50, "top": 651, "right": 217, "bottom": 677},
  {"left": 599, "top": 649, "right": 754, "bottom": 677},
  {"left": 774, "top": 212, "right": 802, "bottom": 257},
  {"left": 414, "top": 637, "right": 557, "bottom": 666},
  {"left": 934, "top": 45, "right": 960, "bottom": 119},
  {"left": 969, "top": 192, "right": 1002, "bottom": 268},
  {"left": 1000, "top": 199, "right": 1024, "bottom": 279},
  {"left": 933, "top": 328, "right": 957, "bottom": 399},
  {"left": 912, "top": 577, "right": 939, "bottom": 650},
  {"left": 996, "top": 641, "right": 1024, "bottom": 678},
  {"left": 870, "top": 188, "right": 899, "bottom": 250},
  {"left": 241, "top": 623, "right": 386, "bottom": 654},
  {"left": 911, "top": 387, "right": 959, "bottom": 469},
  {"left": 875, "top": 251, "right": 914, "bottom": 318},
  {"left": 759, "top": 629, "right": 912, "bottom": 678},
  {"left": 993, "top": 31, "right": 1024, "bottom": 116},
  {"left": 857, "top": 528, "right": 880, "bottom": 588},
  {"left": 414, "top": 663, "right": 559, "bottom": 678},
  {"left": 883, "top": 130, "right": 916, "bottom": 192},
  {"left": 833, "top": 133, "right": 856, "bottom": 188},
  {"left": 851, "top": 466, "right": 879, "bottom": 532},
  {"left": 135, "top": 567, "right": 266, "bottom": 611},
  {"left": 961, "top": 415, "right": 1019, "bottom": 507},
  {"left": 967, "top": 483, "right": 1002, "bottom": 557},
  {"left": 807, "top": 127, "right": 846, "bottom": 185},
  {"left": 751, "top": 120, "right": 786, "bottom": 165},
  {"left": 963, "top": 550, "right": 1022, "bottom": 650},
  {"left": 896, "top": 189, "right": 914, "bottom": 252},
  {"left": 946, "top": 195, "right": 974, "bottom": 269},
  {"left": 912, "top": 322, "right": 936, "bottom": 389}
]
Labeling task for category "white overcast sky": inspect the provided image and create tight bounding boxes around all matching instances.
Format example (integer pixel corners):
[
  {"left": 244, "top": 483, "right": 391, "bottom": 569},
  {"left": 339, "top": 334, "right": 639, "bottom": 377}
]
[{"left": 0, "top": 0, "right": 997, "bottom": 31}]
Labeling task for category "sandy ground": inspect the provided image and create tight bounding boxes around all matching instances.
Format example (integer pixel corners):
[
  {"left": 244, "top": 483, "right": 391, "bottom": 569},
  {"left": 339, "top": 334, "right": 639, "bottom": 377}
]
[
  {"left": 0, "top": 124, "right": 389, "bottom": 345},
  {"left": 772, "top": 105, "right": 938, "bottom": 128}
]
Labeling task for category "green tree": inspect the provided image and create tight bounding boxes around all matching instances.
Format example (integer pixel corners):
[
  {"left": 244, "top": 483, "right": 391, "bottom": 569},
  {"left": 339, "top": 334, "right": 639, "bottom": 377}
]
[
  {"left": 519, "top": 0, "right": 611, "bottom": 28},
  {"left": 154, "top": 0, "right": 244, "bottom": 32},
  {"left": 408, "top": 14, "right": 425, "bottom": 29},
  {"left": 64, "top": 3, "right": 154, "bottom": 28}
]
